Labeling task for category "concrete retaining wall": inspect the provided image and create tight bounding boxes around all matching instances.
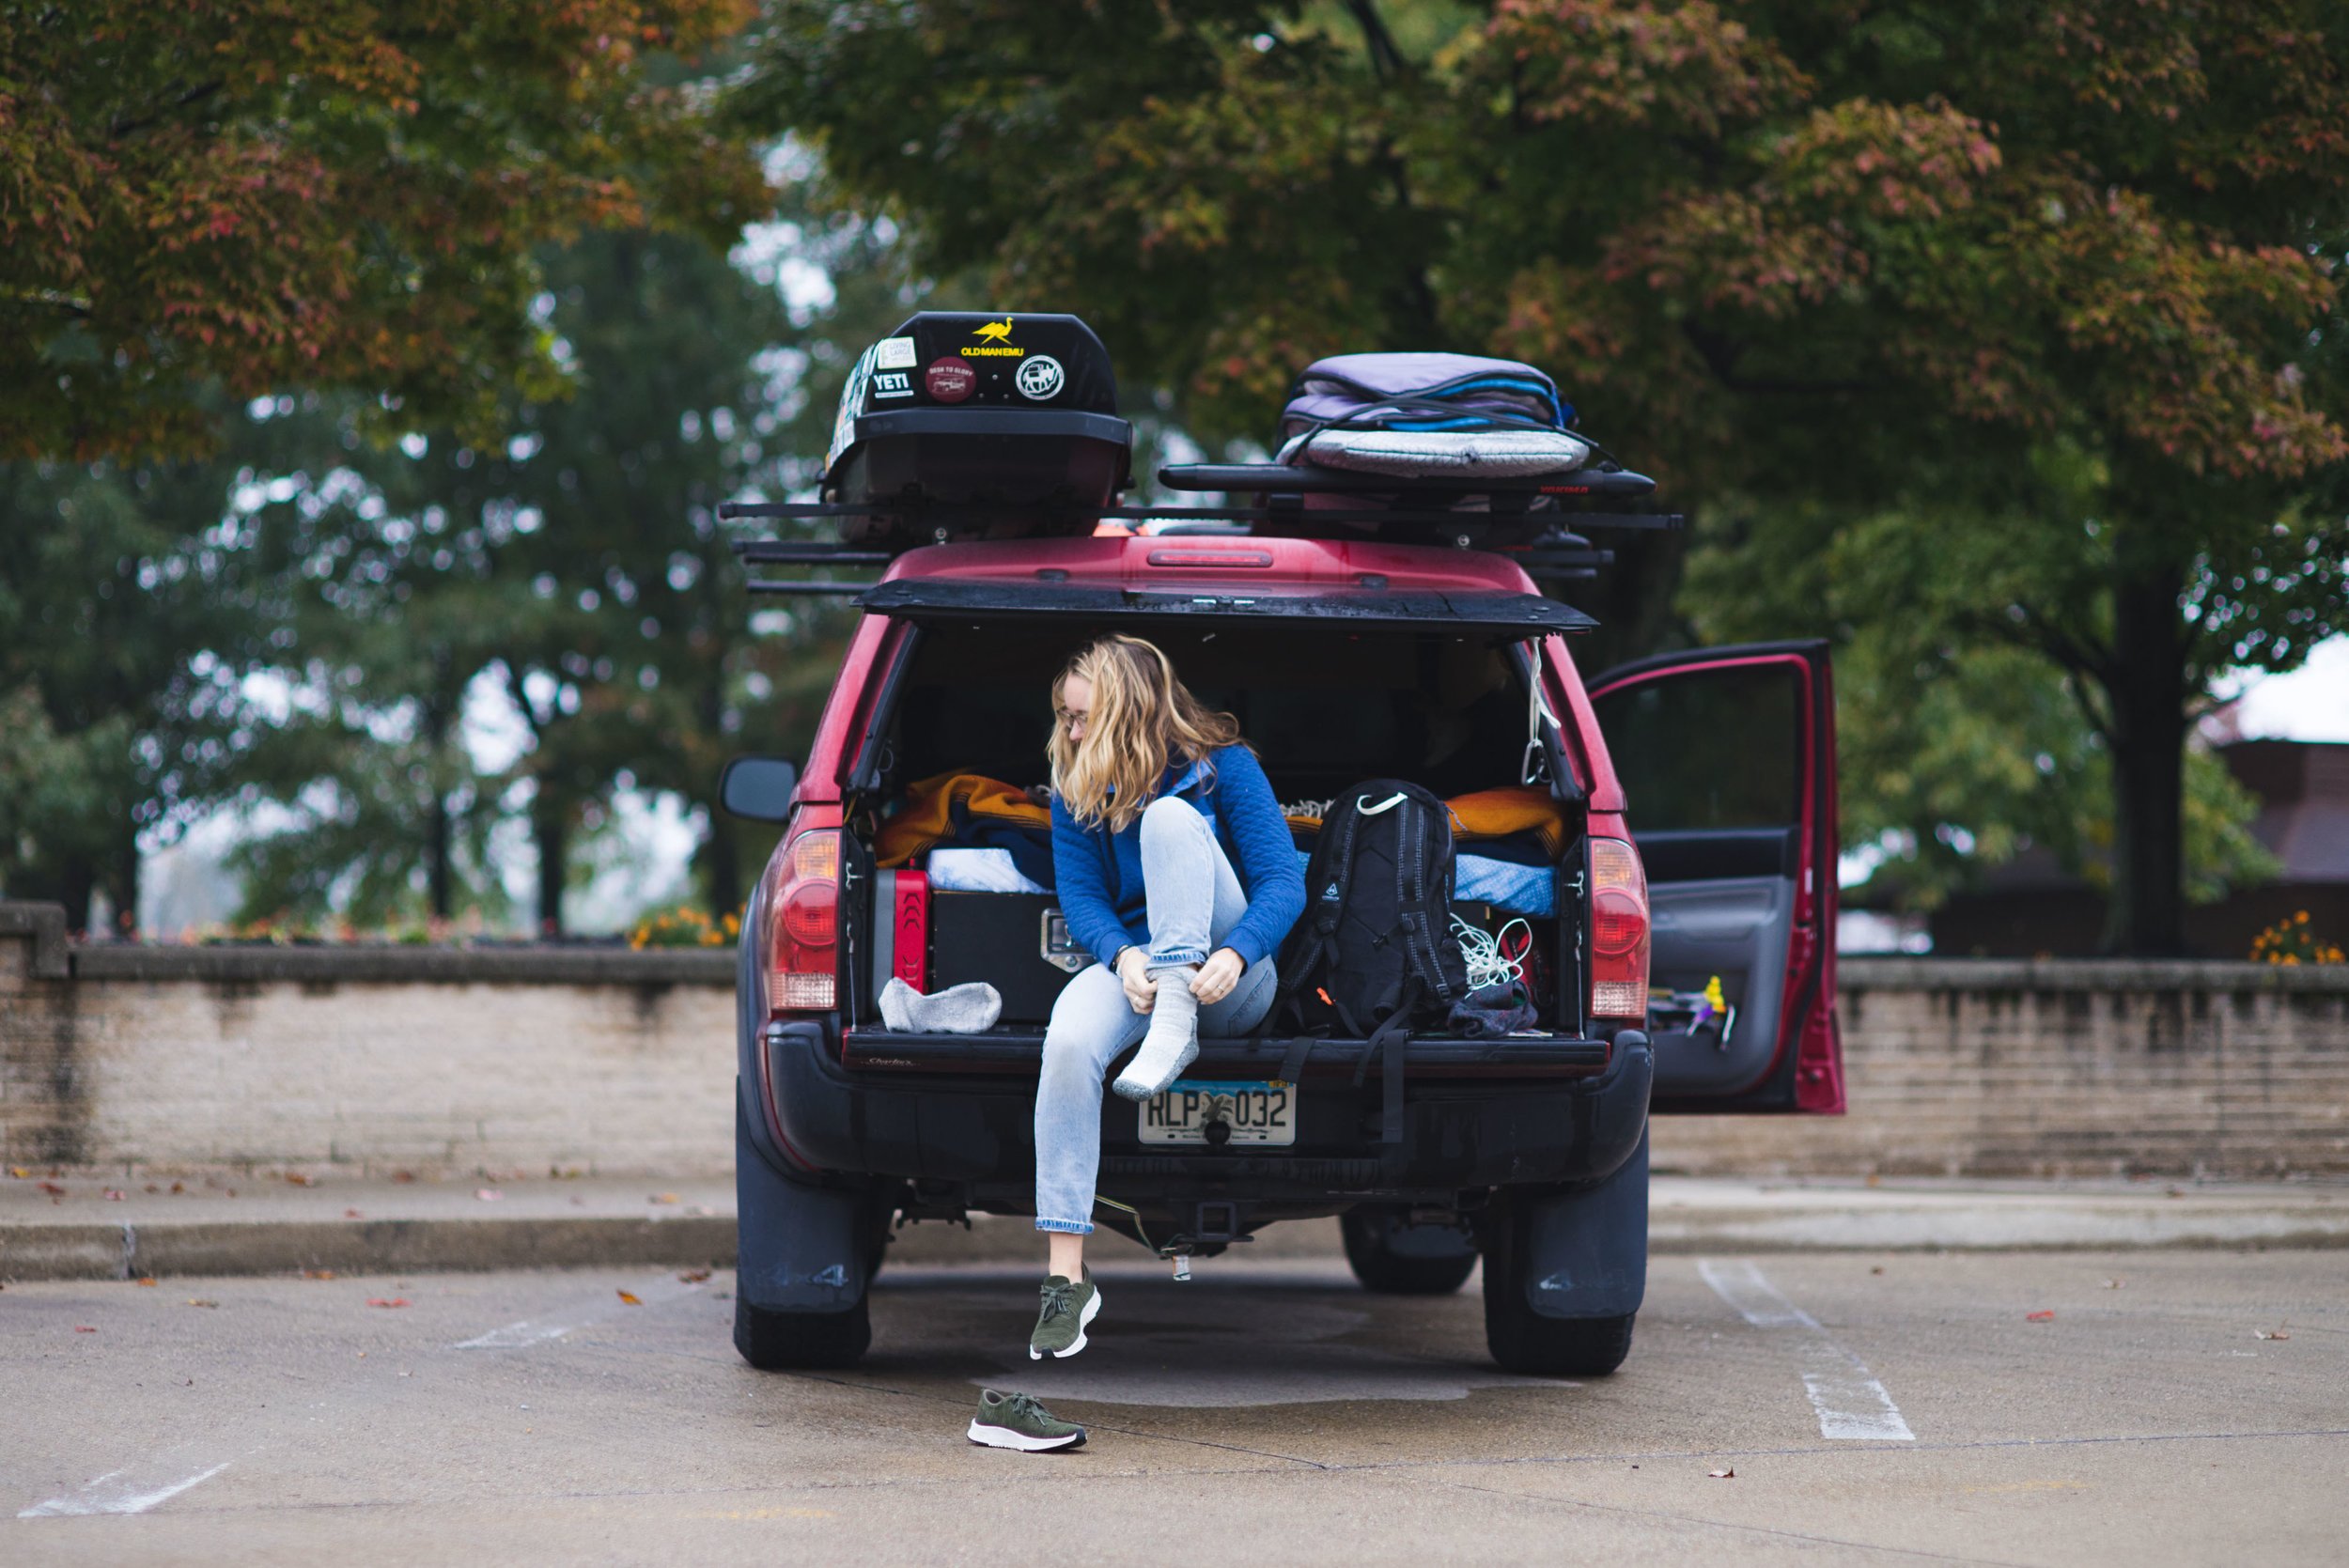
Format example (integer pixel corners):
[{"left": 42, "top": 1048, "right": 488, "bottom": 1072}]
[
  {"left": 1649, "top": 958, "right": 2349, "bottom": 1180},
  {"left": 4, "top": 903, "right": 2345, "bottom": 1180},
  {"left": 1, "top": 908, "right": 737, "bottom": 1178}
]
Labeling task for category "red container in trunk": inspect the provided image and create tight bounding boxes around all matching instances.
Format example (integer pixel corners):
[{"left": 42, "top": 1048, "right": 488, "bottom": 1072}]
[{"left": 886, "top": 869, "right": 930, "bottom": 993}]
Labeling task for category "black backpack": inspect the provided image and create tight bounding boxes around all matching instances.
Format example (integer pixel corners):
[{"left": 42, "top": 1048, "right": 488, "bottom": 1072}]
[{"left": 1270, "top": 780, "right": 1470, "bottom": 1144}]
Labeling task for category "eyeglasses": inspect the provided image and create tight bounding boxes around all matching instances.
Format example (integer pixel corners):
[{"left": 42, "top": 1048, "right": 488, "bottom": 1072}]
[{"left": 1055, "top": 706, "right": 1089, "bottom": 732}]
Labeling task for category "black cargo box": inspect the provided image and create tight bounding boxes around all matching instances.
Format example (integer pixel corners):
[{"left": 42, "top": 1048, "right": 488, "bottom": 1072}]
[{"left": 822, "top": 312, "right": 1133, "bottom": 551}]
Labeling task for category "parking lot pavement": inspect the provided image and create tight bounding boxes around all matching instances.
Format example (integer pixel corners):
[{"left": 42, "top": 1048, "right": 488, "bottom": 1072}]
[{"left": 3, "top": 1248, "right": 2342, "bottom": 1566}]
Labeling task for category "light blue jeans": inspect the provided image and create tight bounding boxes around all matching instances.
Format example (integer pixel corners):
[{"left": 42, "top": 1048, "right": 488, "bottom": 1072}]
[{"left": 1034, "top": 797, "right": 1278, "bottom": 1234}]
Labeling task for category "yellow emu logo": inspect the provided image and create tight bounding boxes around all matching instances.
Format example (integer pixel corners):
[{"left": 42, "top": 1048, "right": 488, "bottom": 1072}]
[{"left": 971, "top": 316, "right": 1015, "bottom": 344}]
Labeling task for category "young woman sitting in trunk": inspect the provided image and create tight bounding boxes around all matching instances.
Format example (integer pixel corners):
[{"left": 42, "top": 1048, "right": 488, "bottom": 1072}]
[{"left": 1027, "top": 633, "right": 1305, "bottom": 1359}]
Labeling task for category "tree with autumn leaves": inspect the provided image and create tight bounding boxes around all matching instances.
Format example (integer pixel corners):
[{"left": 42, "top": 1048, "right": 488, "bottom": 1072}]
[
  {"left": 745, "top": 0, "right": 2349, "bottom": 953},
  {"left": 6, "top": 1, "right": 2344, "bottom": 951},
  {"left": 0, "top": 2, "right": 779, "bottom": 928},
  {"left": 2, "top": 0, "right": 768, "bottom": 461}
]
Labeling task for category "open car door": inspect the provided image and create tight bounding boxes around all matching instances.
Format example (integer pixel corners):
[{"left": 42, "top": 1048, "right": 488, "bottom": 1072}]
[{"left": 1588, "top": 641, "right": 1844, "bottom": 1113}]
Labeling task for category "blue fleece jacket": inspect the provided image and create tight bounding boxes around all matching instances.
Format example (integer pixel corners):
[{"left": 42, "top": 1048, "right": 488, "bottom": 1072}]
[{"left": 1050, "top": 744, "right": 1306, "bottom": 971}]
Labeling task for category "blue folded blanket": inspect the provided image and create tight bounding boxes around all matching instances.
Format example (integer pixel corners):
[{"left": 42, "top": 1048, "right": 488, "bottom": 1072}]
[
  {"left": 1289, "top": 849, "right": 1555, "bottom": 917},
  {"left": 1455, "top": 856, "right": 1556, "bottom": 916}
]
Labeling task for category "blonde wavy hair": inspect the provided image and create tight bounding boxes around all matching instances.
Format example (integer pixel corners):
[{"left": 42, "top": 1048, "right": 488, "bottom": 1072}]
[{"left": 1048, "top": 635, "right": 1243, "bottom": 832}]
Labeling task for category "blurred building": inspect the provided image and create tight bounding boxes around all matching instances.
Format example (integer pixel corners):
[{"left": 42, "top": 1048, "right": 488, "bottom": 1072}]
[{"left": 1927, "top": 739, "right": 2349, "bottom": 958}]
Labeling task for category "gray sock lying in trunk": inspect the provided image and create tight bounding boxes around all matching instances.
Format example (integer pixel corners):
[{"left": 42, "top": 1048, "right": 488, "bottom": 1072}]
[{"left": 879, "top": 977, "right": 1003, "bottom": 1033}]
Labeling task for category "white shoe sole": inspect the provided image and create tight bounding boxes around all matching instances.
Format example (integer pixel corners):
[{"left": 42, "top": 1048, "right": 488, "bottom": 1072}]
[
  {"left": 1029, "top": 1281, "right": 1103, "bottom": 1360},
  {"left": 967, "top": 1419, "right": 1086, "bottom": 1452}
]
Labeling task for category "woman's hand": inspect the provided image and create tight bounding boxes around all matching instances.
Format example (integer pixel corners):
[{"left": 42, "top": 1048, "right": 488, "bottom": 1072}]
[
  {"left": 1191, "top": 948, "right": 1246, "bottom": 1006},
  {"left": 1116, "top": 948, "right": 1156, "bottom": 1014}
]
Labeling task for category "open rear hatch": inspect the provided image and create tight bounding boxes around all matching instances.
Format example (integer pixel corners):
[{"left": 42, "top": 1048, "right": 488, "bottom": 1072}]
[
  {"left": 826, "top": 606, "right": 1613, "bottom": 1106},
  {"left": 853, "top": 578, "right": 1595, "bottom": 637}
]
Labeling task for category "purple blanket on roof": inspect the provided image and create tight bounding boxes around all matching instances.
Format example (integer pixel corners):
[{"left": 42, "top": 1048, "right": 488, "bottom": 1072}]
[{"left": 1282, "top": 352, "right": 1572, "bottom": 437}]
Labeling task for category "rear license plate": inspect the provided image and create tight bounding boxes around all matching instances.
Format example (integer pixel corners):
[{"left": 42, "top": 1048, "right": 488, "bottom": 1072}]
[{"left": 1138, "top": 1079, "right": 1297, "bottom": 1146}]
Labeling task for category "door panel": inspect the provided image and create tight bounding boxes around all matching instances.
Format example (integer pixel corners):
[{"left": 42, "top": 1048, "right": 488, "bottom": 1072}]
[
  {"left": 1589, "top": 642, "right": 1843, "bottom": 1113},
  {"left": 1646, "top": 877, "right": 1791, "bottom": 1095}
]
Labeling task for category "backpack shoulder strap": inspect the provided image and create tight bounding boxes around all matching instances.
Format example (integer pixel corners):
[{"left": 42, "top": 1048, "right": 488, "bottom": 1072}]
[
  {"left": 1289, "top": 806, "right": 1361, "bottom": 973},
  {"left": 1383, "top": 799, "right": 1452, "bottom": 1008},
  {"left": 1256, "top": 804, "right": 1358, "bottom": 1037}
]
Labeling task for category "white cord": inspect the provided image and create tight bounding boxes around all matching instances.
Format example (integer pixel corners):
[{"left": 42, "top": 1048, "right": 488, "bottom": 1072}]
[{"left": 1451, "top": 914, "right": 1532, "bottom": 991}]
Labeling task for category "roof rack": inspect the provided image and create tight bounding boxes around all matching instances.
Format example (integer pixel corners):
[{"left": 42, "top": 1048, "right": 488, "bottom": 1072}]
[
  {"left": 718, "top": 459, "right": 1675, "bottom": 594},
  {"left": 1157, "top": 461, "right": 1657, "bottom": 500}
]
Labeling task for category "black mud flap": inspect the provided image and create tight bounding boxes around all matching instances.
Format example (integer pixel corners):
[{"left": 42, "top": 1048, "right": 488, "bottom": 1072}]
[
  {"left": 735, "top": 1096, "right": 869, "bottom": 1313},
  {"left": 1515, "top": 1126, "right": 1650, "bottom": 1320}
]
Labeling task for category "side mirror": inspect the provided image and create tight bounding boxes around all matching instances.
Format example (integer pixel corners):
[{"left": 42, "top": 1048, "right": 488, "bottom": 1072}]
[{"left": 719, "top": 755, "right": 799, "bottom": 823}]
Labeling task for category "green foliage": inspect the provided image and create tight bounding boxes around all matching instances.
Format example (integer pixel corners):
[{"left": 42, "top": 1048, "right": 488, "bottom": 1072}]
[
  {"left": 0, "top": 6, "right": 804, "bottom": 932},
  {"left": 744, "top": 2, "right": 2343, "bottom": 474},
  {"left": 215, "top": 167, "right": 933, "bottom": 930},
  {"left": 10, "top": 4, "right": 2344, "bottom": 951},
  {"left": 0, "top": 442, "right": 295, "bottom": 928},
  {"left": 0, "top": 0, "right": 770, "bottom": 462},
  {"left": 223, "top": 691, "right": 515, "bottom": 930},
  {"left": 746, "top": 0, "right": 2349, "bottom": 950},
  {"left": 1684, "top": 469, "right": 2304, "bottom": 913},
  {"left": 1684, "top": 435, "right": 2334, "bottom": 929},
  {"left": 3, "top": 175, "right": 914, "bottom": 935}
]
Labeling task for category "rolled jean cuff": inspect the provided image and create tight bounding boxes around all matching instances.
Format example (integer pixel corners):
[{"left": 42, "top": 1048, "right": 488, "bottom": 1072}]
[
  {"left": 1034, "top": 1218, "right": 1095, "bottom": 1234},
  {"left": 1146, "top": 947, "right": 1207, "bottom": 970}
]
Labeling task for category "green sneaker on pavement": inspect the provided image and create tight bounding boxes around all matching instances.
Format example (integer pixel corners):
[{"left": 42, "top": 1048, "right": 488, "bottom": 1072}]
[
  {"left": 1029, "top": 1271, "right": 1101, "bottom": 1360},
  {"left": 967, "top": 1389, "right": 1087, "bottom": 1452}
]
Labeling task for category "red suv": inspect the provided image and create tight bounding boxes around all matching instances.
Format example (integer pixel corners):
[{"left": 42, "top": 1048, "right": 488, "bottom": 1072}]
[{"left": 717, "top": 313, "right": 1843, "bottom": 1377}]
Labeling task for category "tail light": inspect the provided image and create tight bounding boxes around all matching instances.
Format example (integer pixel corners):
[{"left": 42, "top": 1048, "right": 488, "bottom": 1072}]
[
  {"left": 1587, "top": 836, "right": 1650, "bottom": 1021},
  {"left": 762, "top": 829, "right": 840, "bottom": 1013}
]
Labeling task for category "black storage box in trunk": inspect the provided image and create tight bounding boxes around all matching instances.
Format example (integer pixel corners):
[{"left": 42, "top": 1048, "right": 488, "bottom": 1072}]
[{"left": 926, "top": 893, "right": 1089, "bottom": 1024}]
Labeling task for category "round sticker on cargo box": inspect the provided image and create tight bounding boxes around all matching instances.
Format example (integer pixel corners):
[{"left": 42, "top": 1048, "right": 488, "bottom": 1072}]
[
  {"left": 1016, "top": 354, "right": 1066, "bottom": 401},
  {"left": 926, "top": 358, "right": 975, "bottom": 403}
]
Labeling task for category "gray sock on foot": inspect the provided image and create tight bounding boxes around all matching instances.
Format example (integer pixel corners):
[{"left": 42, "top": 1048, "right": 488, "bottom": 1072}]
[
  {"left": 1112, "top": 968, "right": 1201, "bottom": 1100},
  {"left": 879, "top": 977, "right": 1003, "bottom": 1033}
]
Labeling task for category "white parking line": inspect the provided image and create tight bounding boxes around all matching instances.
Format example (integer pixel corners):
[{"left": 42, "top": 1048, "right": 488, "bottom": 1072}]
[
  {"left": 452, "top": 1315, "right": 597, "bottom": 1350},
  {"left": 1698, "top": 1259, "right": 1916, "bottom": 1441},
  {"left": 19, "top": 1459, "right": 237, "bottom": 1518},
  {"left": 452, "top": 1271, "right": 706, "bottom": 1351},
  {"left": 21, "top": 1272, "right": 704, "bottom": 1520}
]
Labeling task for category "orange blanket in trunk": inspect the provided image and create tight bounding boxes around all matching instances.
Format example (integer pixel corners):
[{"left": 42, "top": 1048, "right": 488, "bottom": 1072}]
[
  {"left": 881, "top": 776, "right": 1567, "bottom": 870},
  {"left": 875, "top": 772, "right": 1052, "bottom": 869},
  {"left": 1284, "top": 785, "right": 1568, "bottom": 859}
]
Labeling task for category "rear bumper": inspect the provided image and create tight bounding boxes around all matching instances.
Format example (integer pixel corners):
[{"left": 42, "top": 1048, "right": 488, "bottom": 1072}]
[
  {"left": 750, "top": 1017, "right": 1653, "bottom": 1207},
  {"left": 840, "top": 1025, "right": 1610, "bottom": 1077}
]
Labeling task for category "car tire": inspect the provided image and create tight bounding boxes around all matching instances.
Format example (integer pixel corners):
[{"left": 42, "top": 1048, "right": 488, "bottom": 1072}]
[
  {"left": 861, "top": 1182, "right": 899, "bottom": 1284},
  {"left": 733, "top": 1293, "right": 872, "bottom": 1372},
  {"left": 1340, "top": 1209, "right": 1479, "bottom": 1296},
  {"left": 1484, "top": 1295, "right": 1637, "bottom": 1376}
]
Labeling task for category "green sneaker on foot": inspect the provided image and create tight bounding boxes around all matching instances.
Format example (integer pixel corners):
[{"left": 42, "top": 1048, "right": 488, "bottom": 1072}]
[
  {"left": 1028, "top": 1271, "right": 1101, "bottom": 1360},
  {"left": 967, "top": 1389, "right": 1087, "bottom": 1452}
]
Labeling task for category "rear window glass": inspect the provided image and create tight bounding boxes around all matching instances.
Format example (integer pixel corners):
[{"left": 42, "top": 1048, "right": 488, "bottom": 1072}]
[{"left": 1594, "top": 662, "right": 1802, "bottom": 831}]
